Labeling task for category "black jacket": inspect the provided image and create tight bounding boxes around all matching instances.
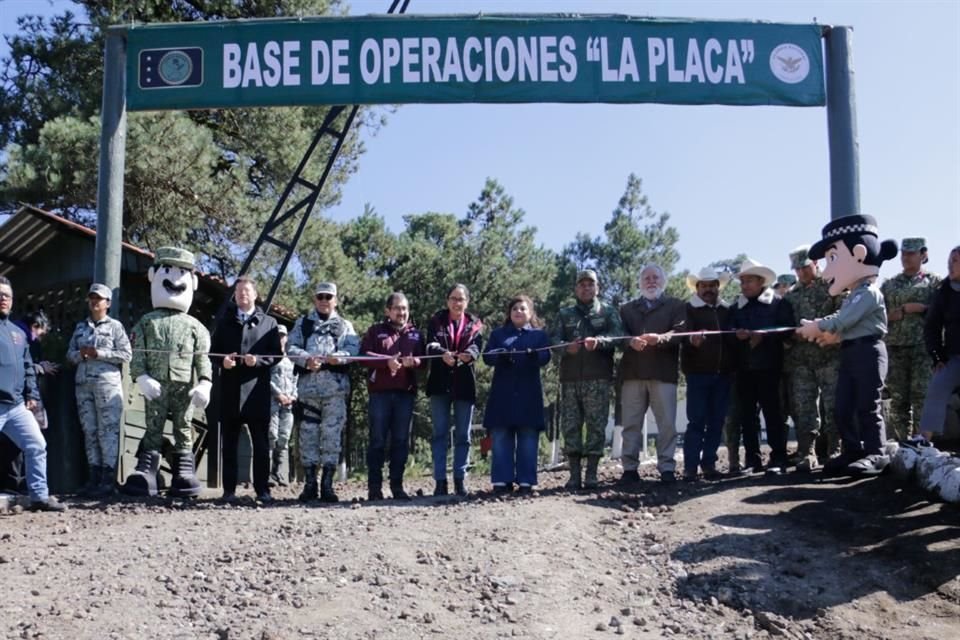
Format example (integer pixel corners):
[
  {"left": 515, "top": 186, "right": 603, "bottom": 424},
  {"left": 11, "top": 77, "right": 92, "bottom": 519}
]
[
  {"left": 212, "top": 305, "right": 280, "bottom": 422},
  {"left": 424, "top": 310, "right": 484, "bottom": 402},
  {"left": 681, "top": 298, "right": 736, "bottom": 375},
  {"left": 729, "top": 290, "right": 794, "bottom": 372},
  {"left": 925, "top": 280, "right": 960, "bottom": 364}
]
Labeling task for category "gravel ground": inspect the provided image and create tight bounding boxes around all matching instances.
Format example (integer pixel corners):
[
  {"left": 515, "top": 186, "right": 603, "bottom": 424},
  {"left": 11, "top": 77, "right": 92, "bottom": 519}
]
[{"left": 1, "top": 455, "right": 958, "bottom": 640}]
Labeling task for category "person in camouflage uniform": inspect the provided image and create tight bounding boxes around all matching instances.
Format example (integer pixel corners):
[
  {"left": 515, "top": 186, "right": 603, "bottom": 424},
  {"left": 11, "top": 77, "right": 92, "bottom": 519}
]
[
  {"left": 784, "top": 246, "right": 842, "bottom": 471},
  {"left": 123, "top": 247, "right": 213, "bottom": 498},
  {"left": 286, "top": 282, "right": 359, "bottom": 503},
  {"left": 551, "top": 270, "right": 624, "bottom": 490},
  {"left": 66, "top": 283, "right": 132, "bottom": 497},
  {"left": 269, "top": 324, "right": 297, "bottom": 487},
  {"left": 881, "top": 238, "right": 942, "bottom": 440}
]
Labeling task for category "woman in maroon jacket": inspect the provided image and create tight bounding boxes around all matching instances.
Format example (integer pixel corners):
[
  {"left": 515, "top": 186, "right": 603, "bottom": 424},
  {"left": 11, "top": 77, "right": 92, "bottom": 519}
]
[
  {"left": 360, "top": 292, "right": 426, "bottom": 501},
  {"left": 425, "top": 284, "right": 484, "bottom": 497}
]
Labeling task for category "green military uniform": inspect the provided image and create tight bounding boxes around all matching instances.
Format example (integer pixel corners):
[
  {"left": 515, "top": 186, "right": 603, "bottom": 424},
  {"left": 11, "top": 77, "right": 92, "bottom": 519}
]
[
  {"left": 551, "top": 270, "right": 624, "bottom": 488},
  {"left": 131, "top": 308, "right": 212, "bottom": 451},
  {"left": 784, "top": 247, "right": 842, "bottom": 469},
  {"left": 881, "top": 237, "right": 942, "bottom": 440}
]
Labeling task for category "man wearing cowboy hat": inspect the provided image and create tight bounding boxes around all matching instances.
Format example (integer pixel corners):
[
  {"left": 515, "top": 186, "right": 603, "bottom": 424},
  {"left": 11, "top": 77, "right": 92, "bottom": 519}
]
[
  {"left": 783, "top": 245, "right": 843, "bottom": 471},
  {"left": 680, "top": 267, "right": 734, "bottom": 481},
  {"left": 730, "top": 258, "right": 795, "bottom": 474},
  {"left": 881, "top": 238, "right": 942, "bottom": 440}
]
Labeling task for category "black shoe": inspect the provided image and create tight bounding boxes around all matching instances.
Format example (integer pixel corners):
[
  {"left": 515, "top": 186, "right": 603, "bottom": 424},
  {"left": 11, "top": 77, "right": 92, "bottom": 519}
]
[
  {"left": 454, "top": 478, "right": 468, "bottom": 497},
  {"left": 29, "top": 496, "right": 67, "bottom": 512},
  {"left": 702, "top": 466, "right": 723, "bottom": 481},
  {"left": 299, "top": 465, "right": 319, "bottom": 502},
  {"left": 390, "top": 484, "right": 411, "bottom": 501},
  {"left": 682, "top": 472, "right": 698, "bottom": 483},
  {"left": 619, "top": 470, "right": 641, "bottom": 484},
  {"left": 517, "top": 485, "right": 533, "bottom": 496},
  {"left": 434, "top": 480, "right": 449, "bottom": 497},
  {"left": 367, "top": 487, "right": 384, "bottom": 501},
  {"left": 220, "top": 492, "right": 240, "bottom": 505},
  {"left": 256, "top": 492, "right": 274, "bottom": 504},
  {"left": 320, "top": 465, "right": 339, "bottom": 503},
  {"left": 660, "top": 471, "right": 677, "bottom": 484},
  {"left": 823, "top": 451, "right": 862, "bottom": 476},
  {"left": 492, "top": 484, "right": 512, "bottom": 495}
]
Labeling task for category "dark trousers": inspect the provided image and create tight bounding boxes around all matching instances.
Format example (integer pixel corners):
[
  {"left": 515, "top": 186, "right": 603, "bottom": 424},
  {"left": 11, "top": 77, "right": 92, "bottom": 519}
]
[
  {"left": 222, "top": 417, "right": 270, "bottom": 495},
  {"left": 684, "top": 373, "right": 733, "bottom": 471},
  {"left": 836, "top": 340, "right": 888, "bottom": 456},
  {"left": 737, "top": 369, "right": 786, "bottom": 469},
  {"left": 0, "top": 433, "right": 23, "bottom": 492},
  {"left": 367, "top": 391, "right": 415, "bottom": 487}
]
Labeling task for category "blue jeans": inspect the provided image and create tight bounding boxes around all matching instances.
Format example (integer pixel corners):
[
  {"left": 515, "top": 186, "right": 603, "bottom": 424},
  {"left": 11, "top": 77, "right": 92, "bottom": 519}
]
[
  {"left": 430, "top": 395, "right": 473, "bottom": 481},
  {"left": 367, "top": 391, "right": 415, "bottom": 486},
  {"left": 490, "top": 426, "right": 539, "bottom": 487},
  {"left": 683, "top": 373, "right": 732, "bottom": 472},
  {"left": 0, "top": 403, "right": 48, "bottom": 501}
]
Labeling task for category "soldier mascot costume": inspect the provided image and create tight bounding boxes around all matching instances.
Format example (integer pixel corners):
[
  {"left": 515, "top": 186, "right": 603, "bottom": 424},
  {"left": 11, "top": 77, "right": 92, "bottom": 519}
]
[
  {"left": 797, "top": 214, "right": 898, "bottom": 476},
  {"left": 122, "top": 247, "right": 213, "bottom": 497}
]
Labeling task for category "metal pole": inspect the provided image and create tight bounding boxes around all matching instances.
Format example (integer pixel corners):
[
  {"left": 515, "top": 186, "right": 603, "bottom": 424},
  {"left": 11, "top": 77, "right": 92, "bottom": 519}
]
[
  {"left": 94, "top": 31, "right": 127, "bottom": 307},
  {"left": 824, "top": 26, "right": 860, "bottom": 220}
]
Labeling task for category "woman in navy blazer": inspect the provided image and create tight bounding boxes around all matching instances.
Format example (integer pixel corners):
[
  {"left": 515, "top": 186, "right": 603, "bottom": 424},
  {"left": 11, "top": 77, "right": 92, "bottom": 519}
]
[{"left": 482, "top": 294, "right": 551, "bottom": 494}]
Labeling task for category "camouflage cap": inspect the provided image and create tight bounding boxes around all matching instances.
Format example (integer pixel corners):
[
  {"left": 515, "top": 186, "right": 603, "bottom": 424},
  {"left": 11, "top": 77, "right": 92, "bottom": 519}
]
[
  {"left": 576, "top": 269, "right": 599, "bottom": 283},
  {"left": 900, "top": 237, "right": 927, "bottom": 253},
  {"left": 315, "top": 282, "right": 337, "bottom": 296},
  {"left": 154, "top": 246, "right": 196, "bottom": 270},
  {"left": 87, "top": 283, "right": 112, "bottom": 300},
  {"left": 789, "top": 244, "right": 813, "bottom": 269},
  {"left": 776, "top": 274, "right": 797, "bottom": 287}
]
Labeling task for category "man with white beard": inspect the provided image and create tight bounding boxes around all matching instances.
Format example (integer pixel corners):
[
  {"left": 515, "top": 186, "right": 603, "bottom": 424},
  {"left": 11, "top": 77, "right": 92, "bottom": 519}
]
[{"left": 619, "top": 265, "right": 686, "bottom": 484}]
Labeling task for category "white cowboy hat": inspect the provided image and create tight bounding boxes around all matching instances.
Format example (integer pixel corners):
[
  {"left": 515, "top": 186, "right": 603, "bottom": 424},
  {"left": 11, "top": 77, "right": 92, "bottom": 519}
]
[
  {"left": 736, "top": 258, "right": 777, "bottom": 288},
  {"left": 686, "top": 267, "right": 732, "bottom": 291}
]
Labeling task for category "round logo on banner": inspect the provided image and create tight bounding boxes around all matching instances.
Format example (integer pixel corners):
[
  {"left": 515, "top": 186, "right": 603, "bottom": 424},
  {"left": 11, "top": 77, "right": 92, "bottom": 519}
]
[
  {"left": 769, "top": 44, "right": 810, "bottom": 84},
  {"left": 158, "top": 50, "right": 194, "bottom": 86}
]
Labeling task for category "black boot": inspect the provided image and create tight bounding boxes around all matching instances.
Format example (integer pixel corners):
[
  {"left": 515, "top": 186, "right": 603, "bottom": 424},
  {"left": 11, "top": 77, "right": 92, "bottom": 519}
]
[
  {"left": 434, "top": 480, "right": 449, "bottom": 497},
  {"left": 121, "top": 450, "right": 160, "bottom": 497},
  {"left": 564, "top": 456, "right": 582, "bottom": 490},
  {"left": 169, "top": 451, "right": 202, "bottom": 498},
  {"left": 453, "top": 477, "right": 468, "bottom": 497},
  {"left": 390, "top": 481, "right": 411, "bottom": 501},
  {"left": 90, "top": 466, "right": 116, "bottom": 499},
  {"left": 299, "top": 465, "right": 319, "bottom": 502},
  {"left": 320, "top": 465, "right": 339, "bottom": 503},
  {"left": 584, "top": 456, "right": 601, "bottom": 489},
  {"left": 79, "top": 465, "right": 101, "bottom": 497},
  {"left": 368, "top": 479, "right": 384, "bottom": 501}
]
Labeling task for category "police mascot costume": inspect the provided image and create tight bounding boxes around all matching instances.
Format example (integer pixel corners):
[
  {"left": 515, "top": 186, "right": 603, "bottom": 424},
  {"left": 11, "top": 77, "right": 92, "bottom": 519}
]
[
  {"left": 796, "top": 214, "right": 898, "bottom": 476},
  {"left": 122, "top": 247, "right": 212, "bottom": 497}
]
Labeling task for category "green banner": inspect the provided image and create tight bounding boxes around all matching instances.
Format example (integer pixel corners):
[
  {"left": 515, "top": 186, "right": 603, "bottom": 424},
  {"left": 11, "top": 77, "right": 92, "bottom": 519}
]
[{"left": 125, "top": 15, "right": 825, "bottom": 111}]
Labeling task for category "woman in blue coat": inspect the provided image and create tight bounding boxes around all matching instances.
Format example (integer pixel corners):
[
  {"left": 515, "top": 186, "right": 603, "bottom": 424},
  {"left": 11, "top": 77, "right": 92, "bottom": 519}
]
[{"left": 482, "top": 294, "right": 552, "bottom": 494}]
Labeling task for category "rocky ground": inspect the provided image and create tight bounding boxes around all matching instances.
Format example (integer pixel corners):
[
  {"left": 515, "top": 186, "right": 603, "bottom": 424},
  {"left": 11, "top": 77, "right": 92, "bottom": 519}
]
[{"left": 1, "top": 456, "right": 958, "bottom": 640}]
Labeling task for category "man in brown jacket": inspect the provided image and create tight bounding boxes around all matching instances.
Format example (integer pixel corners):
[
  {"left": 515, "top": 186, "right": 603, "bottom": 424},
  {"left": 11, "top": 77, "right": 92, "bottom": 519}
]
[{"left": 619, "top": 264, "right": 686, "bottom": 483}]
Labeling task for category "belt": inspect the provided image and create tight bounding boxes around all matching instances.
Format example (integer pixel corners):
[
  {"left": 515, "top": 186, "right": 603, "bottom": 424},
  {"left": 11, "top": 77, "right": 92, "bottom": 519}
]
[{"left": 841, "top": 335, "right": 882, "bottom": 348}]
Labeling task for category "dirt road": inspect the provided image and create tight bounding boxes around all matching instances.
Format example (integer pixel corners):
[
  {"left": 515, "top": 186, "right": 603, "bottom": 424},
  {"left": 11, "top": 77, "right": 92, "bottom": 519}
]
[{"left": 1, "top": 462, "right": 958, "bottom": 640}]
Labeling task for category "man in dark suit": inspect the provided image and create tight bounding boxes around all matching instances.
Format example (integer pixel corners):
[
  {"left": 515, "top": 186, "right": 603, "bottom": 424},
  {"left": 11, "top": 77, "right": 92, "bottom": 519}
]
[{"left": 212, "top": 276, "right": 281, "bottom": 503}]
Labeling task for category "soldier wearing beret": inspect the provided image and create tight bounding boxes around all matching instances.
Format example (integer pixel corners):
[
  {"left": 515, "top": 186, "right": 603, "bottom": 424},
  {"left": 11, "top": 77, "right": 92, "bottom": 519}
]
[{"left": 881, "top": 237, "right": 942, "bottom": 440}]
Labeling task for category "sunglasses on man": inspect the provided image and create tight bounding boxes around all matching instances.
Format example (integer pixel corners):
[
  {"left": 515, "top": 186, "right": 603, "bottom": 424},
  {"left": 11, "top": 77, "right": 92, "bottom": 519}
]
[{"left": 315, "top": 293, "right": 335, "bottom": 301}]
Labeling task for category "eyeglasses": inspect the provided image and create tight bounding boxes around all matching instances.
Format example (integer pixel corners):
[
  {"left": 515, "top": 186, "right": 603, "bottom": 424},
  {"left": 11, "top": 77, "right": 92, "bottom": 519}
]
[
  {"left": 447, "top": 297, "right": 467, "bottom": 302},
  {"left": 315, "top": 293, "right": 334, "bottom": 301}
]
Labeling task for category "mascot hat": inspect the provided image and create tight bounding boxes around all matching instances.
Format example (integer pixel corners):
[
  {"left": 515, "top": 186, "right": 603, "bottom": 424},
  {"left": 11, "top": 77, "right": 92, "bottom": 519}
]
[{"left": 808, "top": 214, "right": 898, "bottom": 267}]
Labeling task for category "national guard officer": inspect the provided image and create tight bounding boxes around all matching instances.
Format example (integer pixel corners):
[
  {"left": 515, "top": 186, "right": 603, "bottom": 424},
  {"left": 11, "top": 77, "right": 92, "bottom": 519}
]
[
  {"left": 67, "top": 283, "right": 132, "bottom": 497},
  {"left": 286, "top": 282, "right": 359, "bottom": 503},
  {"left": 269, "top": 324, "right": 297, "bottom": 487},
  {"left": 784, "top": 246, "right": 842, "bottom": 471},
  {"left": 881, "top": 238, "right": 942, "bottom": 440},
  {"left": 551, "top": 269, "right": 623, "bottom": 489}
]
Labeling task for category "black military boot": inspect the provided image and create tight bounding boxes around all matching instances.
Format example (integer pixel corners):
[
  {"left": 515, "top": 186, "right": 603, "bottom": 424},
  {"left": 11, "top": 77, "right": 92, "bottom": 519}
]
[
  {"left": 434, "top": 479, "right": 449, "bottom": 497},
  {"left": 564, "top": 456, "right": 582, "bottom": 490},
  {"left": 79, "top": 465, "right": 101, "bottom": 497},
  {"left": 298, "top": 465, "right": 319, "bottom": 502},
  {"left": 584, "top": 456, "right": 601, "bottom": 489},
  {"left": 320, "top": 465, "right": 339, "bottom": 503},
  {"left": 91, "top": 466, "right": 116, "bottom": 499},
  {"left": 121, "top": 450, "right": 160, "bottom": 497},
  {"left": 169, "top": 451, "right": 202, "bottom": 498},
  {"left": 368, "top": 479, "right": 384, "bottom": 501},
  {"left": 453, "top": 477, "right": 468, "bottom": 497},
  {"left": 390, "top": 481, "right": 411, "bottom": 501}
]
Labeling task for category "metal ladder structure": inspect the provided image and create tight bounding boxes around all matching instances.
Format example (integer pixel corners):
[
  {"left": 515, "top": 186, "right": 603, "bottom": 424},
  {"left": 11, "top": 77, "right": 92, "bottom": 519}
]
[{"left": 205, "top": 0, "right": 412, "bottom": 485}]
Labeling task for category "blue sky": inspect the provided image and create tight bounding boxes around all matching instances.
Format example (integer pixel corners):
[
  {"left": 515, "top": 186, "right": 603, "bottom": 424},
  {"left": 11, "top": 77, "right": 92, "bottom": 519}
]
[{"left": 2, "top": 0, "right": 958, "bottom": 283}]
